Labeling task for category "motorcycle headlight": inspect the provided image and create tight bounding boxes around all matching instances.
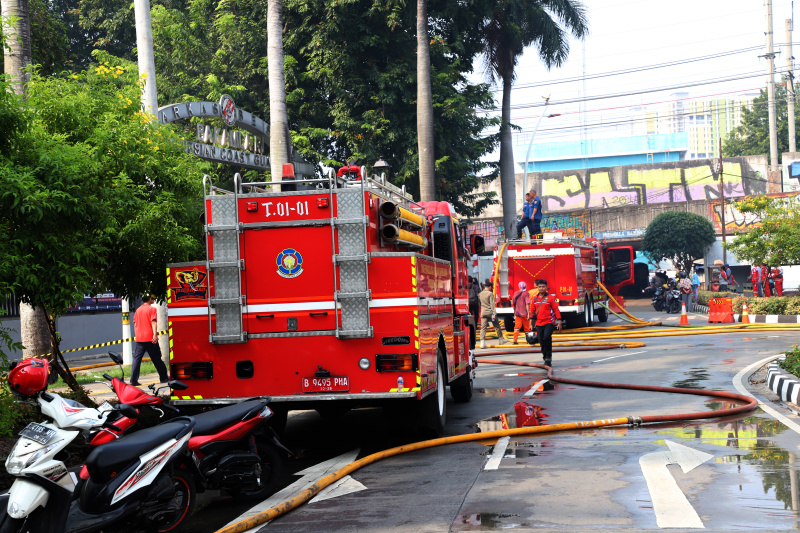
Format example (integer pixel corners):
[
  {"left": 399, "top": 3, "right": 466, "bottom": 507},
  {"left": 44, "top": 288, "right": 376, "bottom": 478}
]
[{"left": 5, "top": 441, "right": 61, "bottom": 474}]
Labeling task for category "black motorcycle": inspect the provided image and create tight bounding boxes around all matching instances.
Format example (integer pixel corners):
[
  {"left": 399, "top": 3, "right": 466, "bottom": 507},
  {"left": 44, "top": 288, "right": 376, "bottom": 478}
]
[
  {"left": 644, "top": 284, "right": 666, "bottom": 312},
  {"left": 664, "top": 281, "right": 682, "bottom": 314}
]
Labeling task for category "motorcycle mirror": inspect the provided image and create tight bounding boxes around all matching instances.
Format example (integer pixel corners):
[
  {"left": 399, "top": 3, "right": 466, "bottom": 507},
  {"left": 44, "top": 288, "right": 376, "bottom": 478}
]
[
  {"left": 118, "top": 404, "right": 138, "bottom": 418},
  {"left": 170, "top": 380, "right": 189, "bottom": 391},
  {"left": 108, "top": 352, "right": 123, "bottom": 365}
]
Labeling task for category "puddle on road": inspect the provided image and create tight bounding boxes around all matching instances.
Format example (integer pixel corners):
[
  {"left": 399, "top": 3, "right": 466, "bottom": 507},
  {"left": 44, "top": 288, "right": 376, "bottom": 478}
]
[
  {"left": 475, "top": 400, "right": 550, "bottom": 433},
  {"left": 455, "top": 513, "right": 525, "bottom": 530},
  {"left": 671, "top": 367, "right": 711, "bottom": 389}
]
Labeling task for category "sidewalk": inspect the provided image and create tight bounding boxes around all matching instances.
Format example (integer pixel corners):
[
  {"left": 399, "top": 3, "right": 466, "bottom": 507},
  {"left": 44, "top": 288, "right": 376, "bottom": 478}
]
[{"left": 54, "top": 369, "right": 167, "bottom": 403}]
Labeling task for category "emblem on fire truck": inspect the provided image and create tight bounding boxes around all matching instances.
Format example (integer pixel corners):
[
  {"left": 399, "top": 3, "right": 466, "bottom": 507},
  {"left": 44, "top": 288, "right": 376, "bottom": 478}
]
[
  {"left": 276, "top": 249, "right": 304, "bottom": 278},
  {"left": 219, "top": 94, "right": 236, "bottom": 126}
]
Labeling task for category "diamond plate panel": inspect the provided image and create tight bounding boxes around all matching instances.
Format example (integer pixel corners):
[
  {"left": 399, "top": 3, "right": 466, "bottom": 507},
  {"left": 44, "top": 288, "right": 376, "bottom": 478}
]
[
  {"left": 214, "top": 267, "right": 240, "bottom": 299},
  {"left": 336, "top": 189, "right": 363, "bottom": 218},
  {"left": 210, "top": 195, "right": 236, "bottom": 225},
  {"left": 214, "top": 303, "right": 241, "bottom": 336},
  {"left": 337, "top": 225, "right": 365, "bottom": 256},
  {"left": 340, "top": 299, "right": 369, "bottom": 331},
  {"left": 339, "top": 262, "right": 366, "bottom": 293},
  {"left": 212, "top": 231, "right": 239, "bottom": 263}
]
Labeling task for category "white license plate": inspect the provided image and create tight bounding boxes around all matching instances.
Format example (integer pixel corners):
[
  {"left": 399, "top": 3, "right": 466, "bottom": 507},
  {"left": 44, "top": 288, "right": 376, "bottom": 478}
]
[{"left": 302, "top": 376, "right": 349, "bottom": 393}]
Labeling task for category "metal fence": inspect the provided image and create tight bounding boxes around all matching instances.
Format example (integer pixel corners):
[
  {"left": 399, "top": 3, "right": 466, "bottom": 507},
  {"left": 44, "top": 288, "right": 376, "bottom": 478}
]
[{"left": 1, "top": 293, "right": 21, "bottom": 318}]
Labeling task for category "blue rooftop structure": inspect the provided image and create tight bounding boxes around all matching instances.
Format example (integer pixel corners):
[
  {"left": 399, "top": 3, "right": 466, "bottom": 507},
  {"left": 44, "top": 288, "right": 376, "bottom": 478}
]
[{"left": 517, "top": 133, "right": 689, "bottom": 173}]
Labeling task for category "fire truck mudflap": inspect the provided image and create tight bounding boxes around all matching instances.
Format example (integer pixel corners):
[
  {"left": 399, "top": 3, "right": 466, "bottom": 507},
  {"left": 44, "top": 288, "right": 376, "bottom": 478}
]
[{"left": 167, "top": 170, "right": 476, "bottom": 432}]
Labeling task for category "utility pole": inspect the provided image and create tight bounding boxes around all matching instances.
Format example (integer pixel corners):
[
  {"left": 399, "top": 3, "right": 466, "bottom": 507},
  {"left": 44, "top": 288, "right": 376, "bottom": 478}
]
[
  {"left": 788, "top": 18, "right": 797, "bottom": 153},
  {"left": 134, "top": 0, "right": 157, "bottom": 114},
  {"left": 766, "top": 0, "right": 780, "bottom": 169},
  {"left": 719, "top": 137, "right": 727, "bottom": 265}
]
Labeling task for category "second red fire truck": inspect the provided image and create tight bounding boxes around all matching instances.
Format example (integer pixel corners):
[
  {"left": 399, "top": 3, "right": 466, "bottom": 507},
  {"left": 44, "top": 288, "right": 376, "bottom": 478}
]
[
  {"left": 491, "top": 235, "right": 635, "bottom": 331},
  {"left": 166, "top": 167, "right": 479, "bottom": 434}
]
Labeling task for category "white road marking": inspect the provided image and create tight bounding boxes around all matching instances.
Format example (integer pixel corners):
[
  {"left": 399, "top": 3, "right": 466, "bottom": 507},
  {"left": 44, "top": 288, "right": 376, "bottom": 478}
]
[
  {"left": 733, "top": 354, "right": 800, "bottom": 435},
  {"left": 309, "top": 475, "right": 367, "bottom": 503},
  {"left": 523, "top": 379, "right": 550, "bottom": 397},
  {"left": 592, "top": 351, "right": 646, "bottom": 363},
  {"left": 484, "top": 436, "right": 510, "bottom": 470},
  {"left": 639, "top": 440, "right": 713, "bottom": 529},
  {"left": 224, "top": 449, "right": 361, "bottom": 531}
]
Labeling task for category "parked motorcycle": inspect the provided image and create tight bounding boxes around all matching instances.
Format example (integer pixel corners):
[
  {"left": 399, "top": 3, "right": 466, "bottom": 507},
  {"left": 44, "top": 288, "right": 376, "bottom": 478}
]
[
  {"left": 104, "top": 352, "right": 289, "bottom": 502},
  {"left": 664, "top": 280, "right": 682, "bottom": 314},
  {"left": 644, "top": 284, "right": 666, "bottom": 312},
  {"left": 0, "top": 359, "right": 196, "bottom": 533}
]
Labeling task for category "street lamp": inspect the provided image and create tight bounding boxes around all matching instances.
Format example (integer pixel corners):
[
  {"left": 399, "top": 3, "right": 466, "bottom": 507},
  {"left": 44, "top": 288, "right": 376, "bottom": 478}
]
[{"left": 373, "top": 158, "right": 391, "bottom": 181}]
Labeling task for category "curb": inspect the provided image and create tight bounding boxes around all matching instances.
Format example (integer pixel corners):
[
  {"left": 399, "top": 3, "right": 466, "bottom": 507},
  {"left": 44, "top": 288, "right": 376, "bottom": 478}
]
[
  {"left": 768, "top": 357, "right": 800, "bottom": 404},
  {"left": 733, "top": 314, "right": 800, "bottom": 323}
]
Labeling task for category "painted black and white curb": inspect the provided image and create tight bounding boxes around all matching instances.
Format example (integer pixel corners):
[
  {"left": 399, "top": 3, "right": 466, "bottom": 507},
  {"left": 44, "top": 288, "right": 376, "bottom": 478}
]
[
  {"left": 733, "top": 314, "right": 800, "bottom": 323},
  {"left": 768, "top": 357, "right": 800, "bottom": 405}
]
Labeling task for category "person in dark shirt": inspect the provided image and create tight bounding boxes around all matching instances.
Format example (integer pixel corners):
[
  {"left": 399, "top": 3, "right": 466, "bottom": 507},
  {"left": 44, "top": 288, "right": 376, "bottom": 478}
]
[
  {"left": 529, "top": 189, "right": 543, "bottom": 240},
  {"left": 516, "top": 192, "right": 535, "bottom": 240}
]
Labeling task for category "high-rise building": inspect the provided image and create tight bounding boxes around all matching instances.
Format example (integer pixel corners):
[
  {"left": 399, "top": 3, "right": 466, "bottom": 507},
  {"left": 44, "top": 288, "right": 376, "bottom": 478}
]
[{"left": 630, "top": 92, "right": 757, "bottom": 159}]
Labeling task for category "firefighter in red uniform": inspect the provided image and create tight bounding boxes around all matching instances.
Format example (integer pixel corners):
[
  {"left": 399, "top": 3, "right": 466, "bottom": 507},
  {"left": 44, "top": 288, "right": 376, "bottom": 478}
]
[
  {"left": 761, "top": 262, "right": 771, "bottom": 297},
  {"left": 771, "top": 265, "right": 784, "bottom": 296},
  {"left": 750, "top": 264, "right": 762, "bottom": 297},
  {"left": 528, "top": 279, "right": 562, "bottom": 367}
]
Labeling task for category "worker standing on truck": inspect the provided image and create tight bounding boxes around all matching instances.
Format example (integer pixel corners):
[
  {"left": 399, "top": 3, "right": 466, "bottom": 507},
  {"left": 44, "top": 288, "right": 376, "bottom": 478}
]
[
  {"left": 529, "top": 189, "right": 543, "bottom": 240},
  {"left": 512, "top": 281, "right": 531, "bottom": 344},
  {"left": 529, "top": 279, "right": 562, "bottom": 367},
  {"left": 516, "top": 192, "right": 535, "bottom": 240},
  {"left": 479, "top": 282, "right": 509, "bottom": 349}
]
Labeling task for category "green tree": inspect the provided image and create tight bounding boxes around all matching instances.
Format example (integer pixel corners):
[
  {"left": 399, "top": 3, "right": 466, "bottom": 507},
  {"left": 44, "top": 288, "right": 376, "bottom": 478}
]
[
  {"left": 0, "top": 62, "right": 209, "bottom": 389},
  {"left": 641, "top": 211, "right": 716, "bottom": 275},
  {"left": 480, "top": 0, "right": 587, "bottom": 236},
  {"left": 723, "top": 84, "right": 799, "bottom": 157},
  {"left": 725, "top": 195, "right": 800, "bottom": 266}
]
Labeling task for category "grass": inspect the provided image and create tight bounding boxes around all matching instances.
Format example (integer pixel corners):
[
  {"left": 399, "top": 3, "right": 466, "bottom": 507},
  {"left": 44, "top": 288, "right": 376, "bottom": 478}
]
[{"left": 51, "top": 362, "right": 159, "bottom": 389}]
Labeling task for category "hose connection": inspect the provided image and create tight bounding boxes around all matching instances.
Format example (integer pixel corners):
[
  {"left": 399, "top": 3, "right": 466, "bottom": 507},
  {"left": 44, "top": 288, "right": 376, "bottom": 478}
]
[{"left": 627, "top": 415, "right": 643, "bottom": 427}]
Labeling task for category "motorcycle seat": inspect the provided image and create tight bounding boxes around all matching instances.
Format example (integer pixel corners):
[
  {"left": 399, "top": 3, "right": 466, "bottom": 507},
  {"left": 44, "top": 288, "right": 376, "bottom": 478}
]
[
  {"left": 192, "top": 399, "right": 268, "bottom": 436},
  {"left": 85, "top": 417, "right": 195, "bottom": 472}
]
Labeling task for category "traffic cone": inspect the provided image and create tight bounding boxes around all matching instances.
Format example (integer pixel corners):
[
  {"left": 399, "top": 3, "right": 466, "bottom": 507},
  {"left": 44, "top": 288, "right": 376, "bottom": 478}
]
[
  {"left": 679, "top": 302, "right": 690, "bottom": 325},
  {"left": 741, "top": 301, "right": 750, "bottom": 324}
]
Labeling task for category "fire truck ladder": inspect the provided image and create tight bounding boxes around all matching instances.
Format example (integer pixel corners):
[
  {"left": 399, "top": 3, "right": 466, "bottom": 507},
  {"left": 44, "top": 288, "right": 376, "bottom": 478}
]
[
  {"left": 203, "top": 174, "right": 246, "bottom": 344},
  {"left": 332, "top": 177, "right": 372, "bottom": 338},
  {"left": 497, "top": 244, "right": 510, "bottom": 299}
]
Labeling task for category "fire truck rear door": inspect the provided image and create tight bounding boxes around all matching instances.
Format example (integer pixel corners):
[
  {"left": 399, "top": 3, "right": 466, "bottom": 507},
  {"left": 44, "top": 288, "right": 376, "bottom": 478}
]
[
  {"left": 508, "top": 250, "right": 558, "bottom": 291},
  {"left": 241, "top": 195, "right": 337, "bottom": 334}
]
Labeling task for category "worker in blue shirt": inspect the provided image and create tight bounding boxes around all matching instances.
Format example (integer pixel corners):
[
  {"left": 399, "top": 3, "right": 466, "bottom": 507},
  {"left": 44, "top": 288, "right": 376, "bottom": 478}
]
[
  {"left": 691, "top": 268, "right": 700, "bottom": 304},
  {"left": 516, "top": 192, "right": 535, "bottom": 240},
  {"left": 530, "top": 189, "right": 543, "bottom": 239}
]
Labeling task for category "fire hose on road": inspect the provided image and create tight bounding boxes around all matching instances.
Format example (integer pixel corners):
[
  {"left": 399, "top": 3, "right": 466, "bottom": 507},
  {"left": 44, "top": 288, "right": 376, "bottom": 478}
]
[{"left": 215, "top": 357, "right": 760, "bottom": 533}]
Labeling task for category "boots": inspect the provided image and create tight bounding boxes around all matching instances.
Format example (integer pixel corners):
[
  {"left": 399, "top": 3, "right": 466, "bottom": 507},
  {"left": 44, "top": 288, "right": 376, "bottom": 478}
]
[
  {"left": 512, "top": 331, "right": 519, "bottom": 344},
  {"left": 543, "top": 358, "right": 552, "bottom": 367},
  {"left": 480, "top": 341, "right": 486, "bottom": 349}
]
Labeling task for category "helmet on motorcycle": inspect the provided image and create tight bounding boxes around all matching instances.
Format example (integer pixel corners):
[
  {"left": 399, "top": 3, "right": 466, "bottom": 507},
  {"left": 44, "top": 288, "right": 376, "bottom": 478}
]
[
  {"left": 679, "top": 271, "right": 686, "bottom": 278},
  {"left": 8, "top": 358, "right": 49, "bottom": 398}
]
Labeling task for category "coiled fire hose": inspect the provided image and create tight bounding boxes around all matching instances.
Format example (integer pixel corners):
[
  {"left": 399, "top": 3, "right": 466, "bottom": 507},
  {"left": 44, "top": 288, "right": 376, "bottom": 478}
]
[{"left": 215, "top": 358, "right": 759, "bottom": 533}]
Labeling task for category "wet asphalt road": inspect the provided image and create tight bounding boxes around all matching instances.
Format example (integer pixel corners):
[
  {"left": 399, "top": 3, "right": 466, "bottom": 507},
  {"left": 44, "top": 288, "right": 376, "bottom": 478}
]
[{"left": 177, "top": 300, "right": 800, "bottom": 532}]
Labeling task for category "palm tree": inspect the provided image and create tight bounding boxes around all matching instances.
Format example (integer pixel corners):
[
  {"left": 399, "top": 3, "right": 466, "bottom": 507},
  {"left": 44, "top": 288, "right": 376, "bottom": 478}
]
[
  {"left": 1, "top": 0, "right": 32, "bottom": 95},
  {"left": 417, "top": 0, "right": 436, "bottom": 202},
  {"left": 268, "top": 0, "right": 290, "bottom": 186},
  {"left": 482, "top": 0, "right": 587, "bottom": 238}
]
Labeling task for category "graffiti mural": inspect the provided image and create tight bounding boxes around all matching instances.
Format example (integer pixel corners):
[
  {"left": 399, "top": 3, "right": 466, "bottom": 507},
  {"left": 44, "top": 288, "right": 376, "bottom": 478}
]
[
  {"left": 538, "top": 160, "right": 764, "bottom": 212},
  {"left": 541, "top": 213, "right": 591, "bottom": 238},
  {"left": 710, "top": 192, "right": 800, "bottom": 233}
]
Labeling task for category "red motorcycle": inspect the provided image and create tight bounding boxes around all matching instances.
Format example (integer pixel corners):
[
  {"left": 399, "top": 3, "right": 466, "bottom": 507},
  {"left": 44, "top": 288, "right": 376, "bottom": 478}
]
[{"left": 92, "top": 352, "right": 291, "bottom": 501}]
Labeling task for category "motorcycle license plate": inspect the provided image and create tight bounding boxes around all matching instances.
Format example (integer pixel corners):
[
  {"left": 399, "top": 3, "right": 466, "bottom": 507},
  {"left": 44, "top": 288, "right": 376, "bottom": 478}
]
[
  {"left": 19, "top": 423, "right": 56, "bottom": 445},
  {"left": 302, "top": 376, "right": 349, "bottom": 393}
]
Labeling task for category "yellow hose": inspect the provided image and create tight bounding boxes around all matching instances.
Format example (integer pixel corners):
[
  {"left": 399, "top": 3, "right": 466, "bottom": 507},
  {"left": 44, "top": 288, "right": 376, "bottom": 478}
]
[{"left": 214, "top": 417, "right": 631, "bottom": 533}]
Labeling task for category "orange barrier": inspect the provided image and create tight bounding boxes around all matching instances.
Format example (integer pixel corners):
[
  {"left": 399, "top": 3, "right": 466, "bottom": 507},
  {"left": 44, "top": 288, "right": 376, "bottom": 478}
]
[
  {"left": 708, "top": 297, "right": 735, "bottom": 323},
  {"left": 609, "top": 295, "right": 626, "bottom": 314}
]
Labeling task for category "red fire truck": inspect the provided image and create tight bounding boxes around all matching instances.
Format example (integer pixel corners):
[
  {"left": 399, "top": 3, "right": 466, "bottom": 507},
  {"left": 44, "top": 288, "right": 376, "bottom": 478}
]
[
  {"left": 166, "top": 167, "right": 479, "bottom": 434},
  {"left": 491, "top": 235, "right": 634, "bottom": 330}
]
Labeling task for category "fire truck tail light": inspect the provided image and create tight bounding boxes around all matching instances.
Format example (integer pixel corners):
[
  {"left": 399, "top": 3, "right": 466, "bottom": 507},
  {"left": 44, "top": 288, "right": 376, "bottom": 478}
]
[
  {"left": 171, "top": 362, "right": 213, "bottom": 380},
  {"left": 317, "top": 198, "right": 329, "bottom": 208},
  {"left": 375, "top": 354, "right": 418, "bottom": 372},
  {"left": 246, "top": 202, "right": 258, "bottom": 212}
]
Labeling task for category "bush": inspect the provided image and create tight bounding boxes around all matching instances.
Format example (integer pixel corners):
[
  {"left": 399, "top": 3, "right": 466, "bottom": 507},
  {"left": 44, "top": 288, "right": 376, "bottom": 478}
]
[
  {"left": 749, "top": 296, "right": 789, "bottom": 315},
  {"left": 0, "top": 389, "right": 37, "bottom": 438},
  {"left": 779, "top": 345, "right": 800, "bottom": 378},
  {"left": 699, "top": 291, "right": 800, "bottom": 315}
]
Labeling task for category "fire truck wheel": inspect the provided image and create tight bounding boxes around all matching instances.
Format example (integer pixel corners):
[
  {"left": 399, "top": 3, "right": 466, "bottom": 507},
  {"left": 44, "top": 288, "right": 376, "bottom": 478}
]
[
  {"left": 503, "top": 316, "right": 514, "bottom": 335},
  {"left": 419, "top": 352, "right": 447, "bottom": 436},
  {"left": 596, "top": 303, "right": 609, "bottom": 323},
  {"left": 316, "top": 404, "right": 351, "bottom": 419},
  {"left": 268, "top": 407, "right": 288, "bottom": 436},
  {"left": 230, "top": 439, "right": 283, "bottom": 502},
  {"left": 586, "top": 296, "right": 595, "bottom": 325},
  {"left": 450, "top": 370, "right": 473, "bottom": 403}
]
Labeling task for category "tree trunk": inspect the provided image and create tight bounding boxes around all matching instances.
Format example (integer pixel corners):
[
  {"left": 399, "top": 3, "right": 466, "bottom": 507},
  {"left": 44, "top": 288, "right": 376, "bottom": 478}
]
[
  {"left": 1, "top": 0, "right": 32, "bottom": 96},
  {"left": 41, "top": 307, "right": 91, "bottom": 403},
  {"left": 416, "top": 0, "right": 436, "bottom": 202},
  {"left": 499, "top": 66, "right": 517, "bottom": 240},
  {"left": 20, "top": 303, "right": 49, "bottom": 359},
  {"left": 268, "top": 0, "right": 289, "bottom": 187}
]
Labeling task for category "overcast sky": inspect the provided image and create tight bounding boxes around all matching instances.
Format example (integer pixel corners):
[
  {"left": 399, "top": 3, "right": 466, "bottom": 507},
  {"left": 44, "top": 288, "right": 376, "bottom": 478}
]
[{"left": 476, "top": 0, "right": 798, "bottom": 149}]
